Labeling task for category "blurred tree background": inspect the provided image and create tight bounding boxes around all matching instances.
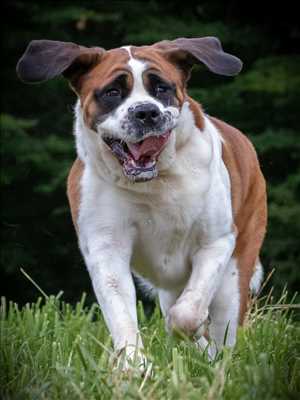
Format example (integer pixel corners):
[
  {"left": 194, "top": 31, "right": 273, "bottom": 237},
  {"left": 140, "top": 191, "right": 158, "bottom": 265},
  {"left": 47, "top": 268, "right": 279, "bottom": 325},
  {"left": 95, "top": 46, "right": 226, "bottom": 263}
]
[{"left": 1, "top": 0, "right": 299, "bottom": 305}]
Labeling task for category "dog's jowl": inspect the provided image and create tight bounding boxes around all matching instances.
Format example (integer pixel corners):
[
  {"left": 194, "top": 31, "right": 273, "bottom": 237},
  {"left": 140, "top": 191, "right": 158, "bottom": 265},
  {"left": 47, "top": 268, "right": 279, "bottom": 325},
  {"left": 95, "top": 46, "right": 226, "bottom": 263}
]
[{"left": 17, "top": 37, "right": 267, "bottom": 369}]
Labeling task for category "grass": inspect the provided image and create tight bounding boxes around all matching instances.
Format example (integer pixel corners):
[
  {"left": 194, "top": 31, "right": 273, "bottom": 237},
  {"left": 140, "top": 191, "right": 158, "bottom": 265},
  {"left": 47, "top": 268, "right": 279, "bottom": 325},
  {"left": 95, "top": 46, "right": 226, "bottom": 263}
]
[{"left": 1, "top": 290, "right": 299, "bottom": 400}]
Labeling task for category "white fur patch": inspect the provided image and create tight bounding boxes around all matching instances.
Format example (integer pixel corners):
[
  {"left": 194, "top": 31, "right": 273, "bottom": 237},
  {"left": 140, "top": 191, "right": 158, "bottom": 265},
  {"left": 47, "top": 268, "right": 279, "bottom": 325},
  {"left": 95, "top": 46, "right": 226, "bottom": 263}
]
[{"left": 250, "top": 259, "right": 264, "bottom": 294}]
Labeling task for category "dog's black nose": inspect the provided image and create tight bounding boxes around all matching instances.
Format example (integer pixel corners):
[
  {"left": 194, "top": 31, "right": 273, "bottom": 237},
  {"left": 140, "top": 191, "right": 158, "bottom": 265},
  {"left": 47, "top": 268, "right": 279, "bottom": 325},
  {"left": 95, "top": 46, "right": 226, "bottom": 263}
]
[{"left": 130, "top": 103, "right": 161, "bottom": 127}]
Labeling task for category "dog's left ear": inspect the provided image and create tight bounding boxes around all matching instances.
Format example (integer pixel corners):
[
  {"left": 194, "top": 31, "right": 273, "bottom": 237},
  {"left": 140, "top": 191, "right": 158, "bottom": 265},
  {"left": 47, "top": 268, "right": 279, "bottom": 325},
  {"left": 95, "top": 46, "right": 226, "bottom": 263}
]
[
  {"left": 155, "top": 36, "right": 242, "bottom": 79},
  {"left": 16, "top": 39, "right": 105, "bottom": 89}
]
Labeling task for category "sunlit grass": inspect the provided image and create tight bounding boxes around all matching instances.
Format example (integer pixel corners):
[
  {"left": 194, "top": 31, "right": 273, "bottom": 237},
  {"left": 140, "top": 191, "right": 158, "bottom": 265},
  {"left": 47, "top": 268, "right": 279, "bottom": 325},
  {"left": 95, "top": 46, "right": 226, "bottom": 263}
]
[{"left": 1, "top": 290, "right": 299, "bottom": 400}]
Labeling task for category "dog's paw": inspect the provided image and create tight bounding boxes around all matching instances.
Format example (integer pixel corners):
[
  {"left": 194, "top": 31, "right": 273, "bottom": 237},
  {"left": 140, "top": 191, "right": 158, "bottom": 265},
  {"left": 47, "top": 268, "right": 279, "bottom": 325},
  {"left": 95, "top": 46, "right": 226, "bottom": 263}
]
[
  {"left": 112, "top": 345, "right": 150, "bottom": 375},
  {"left": 166, "top": 300, "right": 209, "bottom": 338}
]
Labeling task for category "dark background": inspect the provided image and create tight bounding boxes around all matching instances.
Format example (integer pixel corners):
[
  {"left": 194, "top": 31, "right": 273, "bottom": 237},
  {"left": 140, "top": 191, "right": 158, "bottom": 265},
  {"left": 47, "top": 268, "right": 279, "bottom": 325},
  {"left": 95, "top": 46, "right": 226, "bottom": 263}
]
[{"left": 1, "top": 0, "right": 299, "bottom": 305}]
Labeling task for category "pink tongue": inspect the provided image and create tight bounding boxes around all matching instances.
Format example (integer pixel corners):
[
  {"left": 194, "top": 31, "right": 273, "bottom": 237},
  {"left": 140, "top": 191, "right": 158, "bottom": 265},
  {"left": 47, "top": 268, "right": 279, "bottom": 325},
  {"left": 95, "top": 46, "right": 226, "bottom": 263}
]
[{"left": 126, "top": 133, "right": 170, "bottom": 161}]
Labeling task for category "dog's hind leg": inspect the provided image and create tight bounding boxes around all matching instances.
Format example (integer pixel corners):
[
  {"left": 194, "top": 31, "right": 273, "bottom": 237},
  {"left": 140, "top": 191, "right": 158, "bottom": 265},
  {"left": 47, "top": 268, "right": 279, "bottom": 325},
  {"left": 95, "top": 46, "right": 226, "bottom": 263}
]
[{"left": 207, "top": 258, "right": 240, "bottom": 354}]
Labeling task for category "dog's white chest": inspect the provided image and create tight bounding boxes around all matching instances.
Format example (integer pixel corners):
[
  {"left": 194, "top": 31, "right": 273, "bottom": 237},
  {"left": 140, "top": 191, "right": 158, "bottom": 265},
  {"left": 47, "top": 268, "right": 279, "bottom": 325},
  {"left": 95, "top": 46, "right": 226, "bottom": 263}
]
[{"left": 131, "top": 180, "right": 211, "bottom": 289}]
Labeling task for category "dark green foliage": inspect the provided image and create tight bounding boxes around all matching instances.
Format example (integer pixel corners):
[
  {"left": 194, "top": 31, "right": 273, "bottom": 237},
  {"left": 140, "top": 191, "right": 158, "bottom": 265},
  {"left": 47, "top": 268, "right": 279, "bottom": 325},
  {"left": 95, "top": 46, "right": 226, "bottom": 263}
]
[{"left": 1, "top": 1, "right": 299, "bottom": 303}]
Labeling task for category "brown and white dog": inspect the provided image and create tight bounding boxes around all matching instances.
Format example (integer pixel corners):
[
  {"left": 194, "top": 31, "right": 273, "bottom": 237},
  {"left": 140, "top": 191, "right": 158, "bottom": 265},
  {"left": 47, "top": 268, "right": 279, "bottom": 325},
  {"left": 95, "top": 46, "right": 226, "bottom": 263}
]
[{"left": 17, "top": 37, "right": 267, "bottom": 367}]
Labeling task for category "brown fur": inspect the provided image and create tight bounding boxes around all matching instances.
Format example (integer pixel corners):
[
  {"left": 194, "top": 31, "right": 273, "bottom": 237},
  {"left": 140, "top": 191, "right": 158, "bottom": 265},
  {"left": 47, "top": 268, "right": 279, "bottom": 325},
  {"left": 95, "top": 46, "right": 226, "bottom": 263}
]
[
  {"left": 67, "top": 158, "right": 84, "bottom": 233},
  {"left": 76, "top": 48, "right": 130, "bottom": 100},
  {"left": 187, "top": 96, "right": 205, "bottom": 131},
  {"left": 210, "top": 117, "right": 267, "bottom": 322},
  {"left": 132, "top": 46, "right": 188, "bottom": 105},
  {"left": 78, "top": 48, "right": 131, "bottom": 129}
]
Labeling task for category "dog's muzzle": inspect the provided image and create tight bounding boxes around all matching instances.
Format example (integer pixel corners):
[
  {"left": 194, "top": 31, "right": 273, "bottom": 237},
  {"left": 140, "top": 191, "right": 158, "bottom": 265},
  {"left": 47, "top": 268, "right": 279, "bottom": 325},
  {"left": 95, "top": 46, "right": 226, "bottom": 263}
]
[{"left": 103, "top": 102, "right": 174, "bottom": 182}]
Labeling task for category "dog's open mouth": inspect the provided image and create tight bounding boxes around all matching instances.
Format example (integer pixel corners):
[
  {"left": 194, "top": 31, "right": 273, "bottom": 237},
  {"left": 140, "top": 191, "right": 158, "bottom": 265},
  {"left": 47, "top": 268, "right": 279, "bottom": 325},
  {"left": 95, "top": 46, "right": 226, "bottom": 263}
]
[{"left": 103, "top": 131, "right": 171, "bottom": 182}]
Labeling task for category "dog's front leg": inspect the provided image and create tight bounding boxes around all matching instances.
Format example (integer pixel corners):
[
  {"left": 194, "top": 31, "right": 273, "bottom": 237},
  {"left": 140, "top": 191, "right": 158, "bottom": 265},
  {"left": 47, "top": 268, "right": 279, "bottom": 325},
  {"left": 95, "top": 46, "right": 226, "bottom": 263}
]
[
  {"left": 167, "top": 232, "right": 236, "bottom": 346},
  {"left": 79, "top": 227, "right": 145, "bottom": 370}
]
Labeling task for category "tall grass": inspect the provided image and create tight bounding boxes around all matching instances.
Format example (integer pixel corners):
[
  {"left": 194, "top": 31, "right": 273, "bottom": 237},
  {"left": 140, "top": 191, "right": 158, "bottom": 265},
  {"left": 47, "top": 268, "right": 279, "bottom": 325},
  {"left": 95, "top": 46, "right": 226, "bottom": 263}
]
[{"left": 1, "top": 291, "right": 299, "bottom": 400}]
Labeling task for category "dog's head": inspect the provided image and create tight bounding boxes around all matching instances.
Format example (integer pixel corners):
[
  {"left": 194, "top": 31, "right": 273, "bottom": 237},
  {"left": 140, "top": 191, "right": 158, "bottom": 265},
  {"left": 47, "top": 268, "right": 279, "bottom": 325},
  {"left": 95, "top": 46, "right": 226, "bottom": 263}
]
[{"left": 17, "top": 37, "right": 242, "bottom": 182}]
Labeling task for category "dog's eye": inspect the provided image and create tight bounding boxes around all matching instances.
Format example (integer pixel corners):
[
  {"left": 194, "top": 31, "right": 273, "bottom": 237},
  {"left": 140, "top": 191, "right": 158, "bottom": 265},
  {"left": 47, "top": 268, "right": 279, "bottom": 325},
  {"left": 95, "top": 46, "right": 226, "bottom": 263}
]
[
  {"left": 105, "top": 88, "right": 121, "bottom": 97},
  {"left": 156, "top": 84, "right": 170, "bottom": 94}
]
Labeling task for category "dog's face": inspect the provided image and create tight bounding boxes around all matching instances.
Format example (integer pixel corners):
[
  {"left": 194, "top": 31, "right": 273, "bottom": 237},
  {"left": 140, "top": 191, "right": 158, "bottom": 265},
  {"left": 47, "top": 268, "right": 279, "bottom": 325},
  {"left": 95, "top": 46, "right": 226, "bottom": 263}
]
[
  {"left": 17, "top": 37, "right": 242, "bottom": 182},
  {"left": 79, "top": 46, "right": 186, "bottom": 181}
]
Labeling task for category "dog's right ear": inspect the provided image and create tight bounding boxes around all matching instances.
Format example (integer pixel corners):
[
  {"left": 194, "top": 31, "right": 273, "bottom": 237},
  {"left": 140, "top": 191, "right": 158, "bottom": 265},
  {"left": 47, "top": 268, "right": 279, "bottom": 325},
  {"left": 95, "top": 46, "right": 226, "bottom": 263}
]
[{"left": 16, "top": 40, "right": 105, "bottom": 89}]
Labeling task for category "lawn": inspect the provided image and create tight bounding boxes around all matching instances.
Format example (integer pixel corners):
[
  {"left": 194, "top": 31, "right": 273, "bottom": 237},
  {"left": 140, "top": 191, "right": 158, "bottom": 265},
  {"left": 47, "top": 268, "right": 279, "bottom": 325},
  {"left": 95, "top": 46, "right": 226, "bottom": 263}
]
[{"left": 1, "top": 291, "right": 299, "bottom": 400}]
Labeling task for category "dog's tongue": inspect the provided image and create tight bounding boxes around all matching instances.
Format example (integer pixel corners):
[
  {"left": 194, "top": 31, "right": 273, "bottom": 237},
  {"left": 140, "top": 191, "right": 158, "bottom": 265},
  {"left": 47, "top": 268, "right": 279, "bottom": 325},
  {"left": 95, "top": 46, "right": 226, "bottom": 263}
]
[{"left": 126, "top": 132, "right": 170, "bottom": 161}]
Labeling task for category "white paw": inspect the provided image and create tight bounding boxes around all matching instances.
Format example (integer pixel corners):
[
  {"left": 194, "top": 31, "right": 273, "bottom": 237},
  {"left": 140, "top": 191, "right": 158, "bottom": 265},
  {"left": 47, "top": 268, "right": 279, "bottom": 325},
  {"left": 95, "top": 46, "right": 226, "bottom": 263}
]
[
  {"left": 196, "top": 336, "right": 218, "bottom": 361},
  {"left": 113, "top": 345, "right": 150, "bottom": 374}
]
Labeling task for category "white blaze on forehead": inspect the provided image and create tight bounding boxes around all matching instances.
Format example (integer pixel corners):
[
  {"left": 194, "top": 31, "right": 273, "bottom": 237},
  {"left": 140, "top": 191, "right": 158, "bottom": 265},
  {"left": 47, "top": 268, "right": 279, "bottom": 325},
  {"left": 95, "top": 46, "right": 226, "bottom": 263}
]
[
  {"left": 122, "top": 46, "right": 147, "bottom": 92},
  {"left": 121, "top": 45, "right": 164, "bottom": 110},
  {"left": 128, "top": 57, "right": 147, "bottom": 91}
]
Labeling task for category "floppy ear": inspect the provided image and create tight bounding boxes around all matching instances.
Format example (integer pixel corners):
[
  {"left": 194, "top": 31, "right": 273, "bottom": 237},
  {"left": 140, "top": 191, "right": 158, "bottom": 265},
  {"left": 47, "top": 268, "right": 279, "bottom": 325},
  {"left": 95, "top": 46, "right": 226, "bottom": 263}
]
[
  {"left": 155, "top": 36, "right": 242, "bottom": 78},
  {"left": 16, "top": 39, "right": 105, "bottom": 88}
]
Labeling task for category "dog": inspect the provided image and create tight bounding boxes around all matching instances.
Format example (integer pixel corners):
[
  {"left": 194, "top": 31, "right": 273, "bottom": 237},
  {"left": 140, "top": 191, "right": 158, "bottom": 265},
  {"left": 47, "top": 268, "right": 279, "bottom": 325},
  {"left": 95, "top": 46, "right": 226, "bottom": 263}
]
[{"left": 17, "top": 36, "right": 267, "bottom": 368}]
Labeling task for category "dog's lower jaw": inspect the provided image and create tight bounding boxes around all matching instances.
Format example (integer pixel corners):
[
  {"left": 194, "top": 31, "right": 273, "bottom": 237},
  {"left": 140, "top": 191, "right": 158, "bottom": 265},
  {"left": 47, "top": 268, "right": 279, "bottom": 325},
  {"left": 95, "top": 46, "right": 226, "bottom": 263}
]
[{"left": 123, "top": 161, "right": 158, "bottom": 182}]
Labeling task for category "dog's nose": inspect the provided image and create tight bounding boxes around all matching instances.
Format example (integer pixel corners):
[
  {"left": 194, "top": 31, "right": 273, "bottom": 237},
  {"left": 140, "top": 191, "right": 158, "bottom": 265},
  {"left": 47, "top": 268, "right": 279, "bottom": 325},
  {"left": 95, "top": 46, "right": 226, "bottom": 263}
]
[{"left": 131, "top": 103, "right": 161, "bottom": 126}]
